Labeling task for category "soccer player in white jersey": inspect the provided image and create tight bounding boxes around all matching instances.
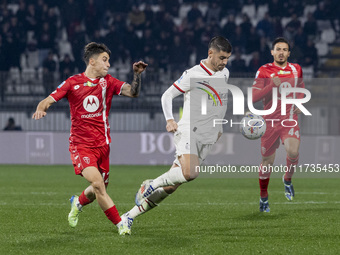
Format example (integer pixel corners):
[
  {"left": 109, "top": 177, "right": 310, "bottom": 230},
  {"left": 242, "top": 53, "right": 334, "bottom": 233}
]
[{"left": 121, "top": 36, "right": 232, "bottom": 232}]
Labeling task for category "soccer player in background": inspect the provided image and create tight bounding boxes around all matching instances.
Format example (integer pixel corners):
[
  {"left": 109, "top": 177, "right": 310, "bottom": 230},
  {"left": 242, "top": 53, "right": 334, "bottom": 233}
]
[
  {"left": 252, "top": 37, "right": 305, "bottom": 212},
  {"left": 32, "top": 42, "right": 147, "bottom": 235},
  {"left": 121, "top": 36, "right": 232, "bottom": 232}
]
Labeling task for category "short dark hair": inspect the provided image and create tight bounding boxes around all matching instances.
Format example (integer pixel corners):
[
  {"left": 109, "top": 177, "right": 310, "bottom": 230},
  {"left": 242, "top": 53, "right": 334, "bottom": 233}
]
[
  {"left": 208, "top": 36, "right": 232, "bottom": 53},
  {"left": 83, "top": 42, "right": 111, "bottom": 65},
  {"left": 272, "top": 37, "right": 290, "bottom": 51}
]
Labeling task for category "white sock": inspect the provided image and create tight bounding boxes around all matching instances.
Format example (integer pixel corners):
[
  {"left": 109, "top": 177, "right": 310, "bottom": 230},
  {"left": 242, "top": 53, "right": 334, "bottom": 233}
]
[
  {"left": 75, "top": 197, "right": 83, "bottom": 211},
  {"left": 128, "top": 188, "right": 169, "bottom": 218},
  {"left": 152, "top": 167, "right": 187, "bottom": 189}
]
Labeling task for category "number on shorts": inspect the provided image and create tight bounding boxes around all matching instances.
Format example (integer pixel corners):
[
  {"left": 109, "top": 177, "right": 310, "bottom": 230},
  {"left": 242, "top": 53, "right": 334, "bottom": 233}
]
[{"left": 288, "top": 128, "right": 299, "bottom": 138}]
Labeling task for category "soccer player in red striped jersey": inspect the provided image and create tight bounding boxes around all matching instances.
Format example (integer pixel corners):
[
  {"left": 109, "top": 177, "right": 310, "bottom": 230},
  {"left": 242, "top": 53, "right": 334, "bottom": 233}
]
[
  {"left": 252, "top": 37, "right": 305, "bottom": 212},
  {"left": 32, "top": 42, "right": 147, "bottom": 235}
]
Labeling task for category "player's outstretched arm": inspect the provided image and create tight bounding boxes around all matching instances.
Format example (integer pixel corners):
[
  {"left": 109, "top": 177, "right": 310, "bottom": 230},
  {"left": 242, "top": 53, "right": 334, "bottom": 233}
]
[
  {"left": 161, "top": 85, "right": 182, "bottom": 133},
  {"left": 121, "top": 61, "right": 148, "bottom": 98},
  {"left": 32, "top": 96, "right": 55, "bottom": 120}
]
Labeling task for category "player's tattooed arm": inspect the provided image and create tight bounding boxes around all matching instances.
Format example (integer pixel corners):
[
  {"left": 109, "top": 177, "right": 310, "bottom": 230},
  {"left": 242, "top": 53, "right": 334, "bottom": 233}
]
[
  {"left": 130, "top": 72, "right": 141, "bottom": 97},
  {"left": 121, "top": 61, "right": 148, "bottom": 97}
]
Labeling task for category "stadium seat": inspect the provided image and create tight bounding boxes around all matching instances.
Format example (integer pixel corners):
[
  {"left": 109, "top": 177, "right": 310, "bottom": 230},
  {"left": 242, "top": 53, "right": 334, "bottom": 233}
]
[
  {"left": 242, "top": 54, "right": 253, "bottom": 66},
  {"left": 301, "top": 66, "right": 314, "bottom": 80},
  {"left": 7, "top": 3, "right": 19, "bottom": 14},
  {"left": 281, "top": 17, "right": 292, "bottom": 28},
  {"left": 303, "top": 5, "right": 317, "bottom": 18},
  {"left": 321, "top": 29, "right": 336, "bottom": 43},
  {"left": 9, "top": 67, "right": 21, "bottom": 85},
  {"left": 220, "top": 17, "right": 228, "bottom": 28},
  {"left": 198, "top": 3, "right": 208, "bottom": 16},
  {"left": 173, "top": 17, "right": 182, "bottom": 26},
  {"left": 179, "top": 4, "right": 191, "bottom": 19},
  {"left": 58, "top": 40, "right": 74, "bottom": 60},
  {"left": 235, "top": 15, "right": 243, "bottom": 26},
  {"left": 317, "top": 20, "right": 332, "bottom": 31},
  {"left": 256, "top": 4, "right": 268, "bottom": 20},
  {"left": 22, "top": 68, "right": 35, "bottom": 84},
  {"left": 299, "top": 17, "right": 307, "bottom": 26},
  {"left": 315, "top": 42, "right": 329, "bottom": 56},
  {"left": 241, "top": 4, "right": 256, "bottom": 20}
]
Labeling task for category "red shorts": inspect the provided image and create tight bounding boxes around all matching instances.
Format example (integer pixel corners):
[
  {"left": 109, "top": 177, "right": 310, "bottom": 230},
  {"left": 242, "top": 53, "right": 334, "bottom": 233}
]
[
  {"left": 69, "top": 144, "right": 110, "bottom": 186},
  {"left": 261, "top": 120, "right": 300, "bottom": 157}
]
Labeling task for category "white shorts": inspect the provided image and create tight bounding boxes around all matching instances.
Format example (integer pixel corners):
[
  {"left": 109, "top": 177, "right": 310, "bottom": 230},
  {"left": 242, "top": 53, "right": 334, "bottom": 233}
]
[{"left": 173, "top": 130, "right": 213, "bottom": 165}]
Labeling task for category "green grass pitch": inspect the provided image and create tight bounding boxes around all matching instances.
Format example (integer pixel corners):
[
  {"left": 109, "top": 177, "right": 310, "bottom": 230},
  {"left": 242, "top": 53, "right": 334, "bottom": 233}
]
[{"left": 0, "top": 165, "right": 339, "bottom": 255}]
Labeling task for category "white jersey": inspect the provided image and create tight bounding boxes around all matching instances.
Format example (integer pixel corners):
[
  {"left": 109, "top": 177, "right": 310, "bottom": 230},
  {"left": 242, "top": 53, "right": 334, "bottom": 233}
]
[{"left": 173, "top": 60, "right": 230, "bottom": 144}]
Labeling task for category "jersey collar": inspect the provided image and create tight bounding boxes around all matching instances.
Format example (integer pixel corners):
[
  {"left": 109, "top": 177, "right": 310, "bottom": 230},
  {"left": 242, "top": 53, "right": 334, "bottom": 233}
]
[
  {"left": 273, "top": 62, "right": 289, "bottom": 69},
  {"left": 200, "top": 60, "right": 215, "bottom": 76},
  {"left": 82, "top": 72, "right": 100, "bottom": 82}
]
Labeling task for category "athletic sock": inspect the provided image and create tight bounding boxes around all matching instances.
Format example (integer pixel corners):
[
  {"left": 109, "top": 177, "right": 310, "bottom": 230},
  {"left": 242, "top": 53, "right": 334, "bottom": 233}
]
[
  {"left": 284, "top": 154, "right": 299, "bottom": 184},
  {"left": 260, "top": 196, "right": 268, "bottom": 202},
  {"left": 259, "top": 164, "right": 271, "bottom": 198},
  {"left": 152, "top": 166, "right": 187, "bottom": 189},
  {"left": 77, "top": 190, "right": 93, "bottom": 210},
  {"left": 104, "top": 205, "right": 122, "bottom": 225},
  {"left": 128, "top": 188, "right": 169, "bottom": 218}
]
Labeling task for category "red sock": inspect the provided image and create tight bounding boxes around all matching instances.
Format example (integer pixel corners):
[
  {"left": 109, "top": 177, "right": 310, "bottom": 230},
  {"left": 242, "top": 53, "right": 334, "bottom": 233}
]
[
  {"left": 78, "top": 190, "right": 93, "bottom": 206},
  {"left": 284, "top": 154, "right": 299, "bottom": 182},
  {"left": 259, "top": 164, "right": 271, "bottom": 198},
  {"left": 104, "top": 206, "right": 121, "bottom": 225}
]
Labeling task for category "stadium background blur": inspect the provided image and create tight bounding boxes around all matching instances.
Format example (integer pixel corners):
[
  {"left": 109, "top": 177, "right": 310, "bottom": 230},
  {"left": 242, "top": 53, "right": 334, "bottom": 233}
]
[{"left": 0, "top": 0, "right": 339, "bottom": 135}]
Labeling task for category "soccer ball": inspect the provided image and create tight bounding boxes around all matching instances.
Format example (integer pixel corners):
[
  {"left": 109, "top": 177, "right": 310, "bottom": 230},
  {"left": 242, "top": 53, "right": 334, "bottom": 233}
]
[{"left": 240, "top": 113, "right": 266, "bottom": 140}]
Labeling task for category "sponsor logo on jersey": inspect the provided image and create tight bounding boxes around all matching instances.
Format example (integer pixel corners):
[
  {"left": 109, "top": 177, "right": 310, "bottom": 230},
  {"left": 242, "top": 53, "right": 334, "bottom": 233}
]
[
  {"left": 74, "top": 85, "right": 80, "bottom": 90},
  {"left": 278, "top": 70, "right": 291, "bottom": 75},
  {"left": 83, "top": 81, "right": 97, "bottom": 87},
  {"left": 58, "top": 81, "right": 65, "bottom": 88},
  {"left": 83, "top": 95, "right": 99, "bottom": 112},
  {"left": 196, "top": 81, "right": 223, "bottom": 106},
  {"left": 83, "top": 157, "right": 90, "bottom": 164},
  {"left": 81, "top": 112, "right": 103, "bottom": 118}
]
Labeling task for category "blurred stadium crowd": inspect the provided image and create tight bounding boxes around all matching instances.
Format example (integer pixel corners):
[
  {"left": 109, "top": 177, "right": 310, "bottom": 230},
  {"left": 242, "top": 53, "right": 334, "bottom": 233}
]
[
  {"left": 1, "top": 0, "right": 339, "bottom": 134},
  {"left": 1, "top": 0, "right": 339, "bottom": 76},
  {"left": 0, "top": 0, "right": 340, "bottom": 104}
]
